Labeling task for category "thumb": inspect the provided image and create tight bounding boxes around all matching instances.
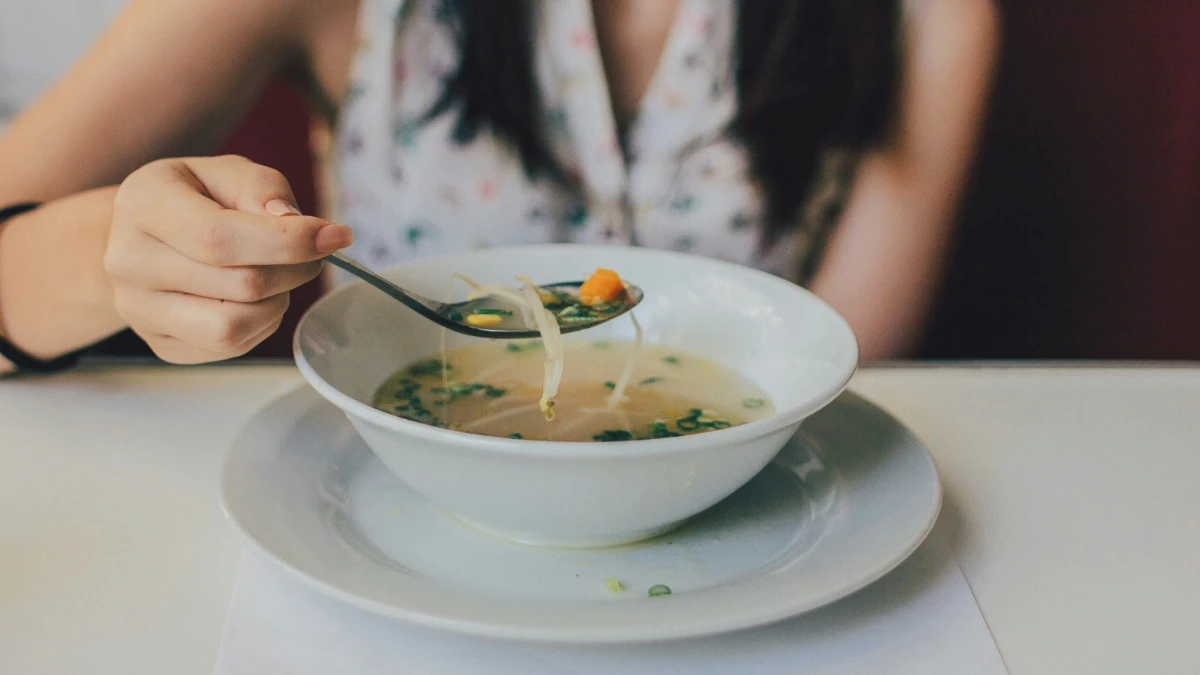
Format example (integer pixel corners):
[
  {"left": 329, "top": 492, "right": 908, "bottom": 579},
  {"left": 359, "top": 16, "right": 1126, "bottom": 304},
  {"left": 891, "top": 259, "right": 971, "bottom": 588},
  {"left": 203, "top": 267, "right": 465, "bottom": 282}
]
[{"left": 181, "top": 155, "right": 352, "bottom": 254}]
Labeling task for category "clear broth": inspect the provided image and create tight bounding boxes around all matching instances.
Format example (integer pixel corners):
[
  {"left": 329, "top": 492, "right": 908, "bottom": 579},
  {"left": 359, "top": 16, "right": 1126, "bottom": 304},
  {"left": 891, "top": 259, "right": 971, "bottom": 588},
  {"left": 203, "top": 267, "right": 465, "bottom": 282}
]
[{"left": 372, "top": 340, "right": 775, "bottom": 442}]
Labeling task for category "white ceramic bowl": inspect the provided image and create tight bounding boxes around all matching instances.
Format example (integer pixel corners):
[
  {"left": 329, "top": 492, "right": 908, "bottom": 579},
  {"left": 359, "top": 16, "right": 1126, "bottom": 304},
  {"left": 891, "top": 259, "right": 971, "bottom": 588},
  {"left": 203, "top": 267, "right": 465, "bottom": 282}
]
[{"left": 295, "top": 245, "right": 858, "bottom": 547}]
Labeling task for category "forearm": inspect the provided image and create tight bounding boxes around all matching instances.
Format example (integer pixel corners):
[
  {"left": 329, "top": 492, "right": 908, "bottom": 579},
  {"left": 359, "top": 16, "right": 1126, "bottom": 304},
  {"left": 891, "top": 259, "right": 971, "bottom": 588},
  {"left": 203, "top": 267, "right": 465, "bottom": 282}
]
[
  {"left": 0, "top": 187, "right": 126, "bottom": 367},
  {"left": 808, "top": 158, "right": 955, "bottom": 362},
  {"left": 809, "top": 0, "right": 998, "bottom": 362}
]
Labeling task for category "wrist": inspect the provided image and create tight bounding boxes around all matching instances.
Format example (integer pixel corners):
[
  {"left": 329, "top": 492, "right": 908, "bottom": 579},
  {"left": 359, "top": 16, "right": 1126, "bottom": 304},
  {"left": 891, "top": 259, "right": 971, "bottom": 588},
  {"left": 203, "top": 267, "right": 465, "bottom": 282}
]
[{"left": 0, "top": 188, "right": 127, "bottom": 360}]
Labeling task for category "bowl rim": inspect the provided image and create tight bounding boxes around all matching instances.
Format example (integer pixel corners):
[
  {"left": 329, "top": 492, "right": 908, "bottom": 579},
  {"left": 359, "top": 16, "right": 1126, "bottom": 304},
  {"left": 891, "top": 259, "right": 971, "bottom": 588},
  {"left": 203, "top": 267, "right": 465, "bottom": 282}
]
[{"left": 294, "top": 244, "right": 859, "bottom": 458}]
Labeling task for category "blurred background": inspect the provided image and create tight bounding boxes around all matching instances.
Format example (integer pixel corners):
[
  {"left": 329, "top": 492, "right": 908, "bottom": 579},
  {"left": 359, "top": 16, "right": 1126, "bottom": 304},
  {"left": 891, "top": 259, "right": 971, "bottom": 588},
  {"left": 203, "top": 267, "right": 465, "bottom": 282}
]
[{"left": 2, "top": 0, "right": 1197, "bottom": 361}]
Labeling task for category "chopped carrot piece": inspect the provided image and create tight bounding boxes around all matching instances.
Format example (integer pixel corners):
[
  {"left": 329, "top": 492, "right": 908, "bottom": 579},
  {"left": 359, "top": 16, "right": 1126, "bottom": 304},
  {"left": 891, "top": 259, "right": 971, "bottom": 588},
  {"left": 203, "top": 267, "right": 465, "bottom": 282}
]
[{"left": 579, "top": 268, "right": 625, "bottom": 306}]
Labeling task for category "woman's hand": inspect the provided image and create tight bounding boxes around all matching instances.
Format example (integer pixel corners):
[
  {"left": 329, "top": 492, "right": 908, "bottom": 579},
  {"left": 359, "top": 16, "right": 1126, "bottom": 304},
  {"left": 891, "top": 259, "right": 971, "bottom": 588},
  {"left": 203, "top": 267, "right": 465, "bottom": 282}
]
[{"left": 104, "top": 155, "right": 352, "bottom": 364}]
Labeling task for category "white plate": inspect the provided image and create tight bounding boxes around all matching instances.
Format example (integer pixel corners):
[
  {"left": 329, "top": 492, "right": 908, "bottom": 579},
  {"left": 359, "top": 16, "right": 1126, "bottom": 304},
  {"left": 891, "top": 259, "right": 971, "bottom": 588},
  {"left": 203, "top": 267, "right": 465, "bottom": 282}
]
[{"left": 220, "top": 385, "right": 941, "bottom": 643}]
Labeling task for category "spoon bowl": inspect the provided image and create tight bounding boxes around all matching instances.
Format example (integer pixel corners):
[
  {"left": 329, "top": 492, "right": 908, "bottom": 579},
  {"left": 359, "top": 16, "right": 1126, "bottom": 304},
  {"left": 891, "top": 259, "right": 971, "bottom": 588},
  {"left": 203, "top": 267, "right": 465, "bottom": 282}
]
[{"left": 326, "top": 252, "right": 643, "bottom": 339}]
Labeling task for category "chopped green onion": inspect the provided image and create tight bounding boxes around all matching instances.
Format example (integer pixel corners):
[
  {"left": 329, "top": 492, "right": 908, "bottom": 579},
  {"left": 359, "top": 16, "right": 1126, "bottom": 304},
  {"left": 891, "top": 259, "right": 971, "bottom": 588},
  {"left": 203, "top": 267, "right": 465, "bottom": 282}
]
[
  {"left": 647, "top": 584, "right": 672, "bottom": 597},
  {"left": 742, "top": 398, "right": 765, "bottom": 409},
  {"left": 485, "top": 386, "right": 507, "bottom": 398},
  {"left": 663, "top": 355, "right": 680, "bottom": 364},
  {"left": 593, "top": 429, "right": 634, "bottom": 442},
  {"left": 448, "top": 311, "right": 463, "bottom": 322},
  {"left": 409, "top": 359, "right": 451, "bottom": 376},
  {"left": 675, "top": 417, "right": 700, "bottom": 432},
  {"left": 507, "top": 433, "right": 523, "bottom": 439},
  {"left": 639, "top": 376, "right": 663, "bottom": 386},
  {"left": 648, "top": 421, "right": 680, "bottom": 439},
  {"left": 473, "top": 308, "right": 513, "bottom": 316},
  {"left": 603, "top": 381, "right": 616, "bottom": 389},
  {"left": 505, "top": 343, "right": 524, "bottom": 352}
]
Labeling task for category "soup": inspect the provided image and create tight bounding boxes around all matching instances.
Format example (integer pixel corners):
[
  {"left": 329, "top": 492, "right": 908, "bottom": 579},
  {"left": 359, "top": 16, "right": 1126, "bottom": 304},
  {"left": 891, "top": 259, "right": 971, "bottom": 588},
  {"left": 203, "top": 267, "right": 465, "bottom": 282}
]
[
  {"left": 440, "top": 268, "right": 638, "bottom": 420},
  {"left": 372, "top": 340, "right": 775, "bottom": 442}
]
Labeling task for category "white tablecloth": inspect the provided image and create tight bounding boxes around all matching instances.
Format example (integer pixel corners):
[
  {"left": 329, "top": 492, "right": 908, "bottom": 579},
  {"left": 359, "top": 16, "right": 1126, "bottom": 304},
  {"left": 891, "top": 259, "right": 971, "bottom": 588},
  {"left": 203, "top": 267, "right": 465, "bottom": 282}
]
[
  {"left": 215, "top": 527, "right": 1004, "bottom": 675},
  {"left": 4, "top": 365, "right": 1198, "bottom": 674}
]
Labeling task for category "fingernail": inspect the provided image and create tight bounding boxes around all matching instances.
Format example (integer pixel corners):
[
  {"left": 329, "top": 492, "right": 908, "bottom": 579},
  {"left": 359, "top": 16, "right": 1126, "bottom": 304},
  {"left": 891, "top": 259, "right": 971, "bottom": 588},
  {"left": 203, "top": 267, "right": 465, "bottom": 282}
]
[
  {"left": 316, "top": 223, "right": 354, "bottom": 253},
  {"left": 265, "top": 199, "right": 301, "bottom": 217}
]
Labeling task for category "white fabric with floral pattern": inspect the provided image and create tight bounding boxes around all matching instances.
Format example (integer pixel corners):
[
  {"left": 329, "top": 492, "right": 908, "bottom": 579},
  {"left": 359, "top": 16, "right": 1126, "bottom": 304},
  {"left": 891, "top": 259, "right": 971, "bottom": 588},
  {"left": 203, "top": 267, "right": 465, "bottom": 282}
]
[{"left": 332, "top": 0, "right": 856, "bottom": 284}]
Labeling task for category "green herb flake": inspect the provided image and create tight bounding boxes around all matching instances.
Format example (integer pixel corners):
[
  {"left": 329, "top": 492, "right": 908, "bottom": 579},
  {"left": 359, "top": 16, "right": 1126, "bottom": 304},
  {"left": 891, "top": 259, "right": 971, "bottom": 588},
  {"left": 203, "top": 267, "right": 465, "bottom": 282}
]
[
  {"left": 448, "top": 311, "right": 463, "bottom": 322},
  {"left": 505, "top": 343, "right": 524, "bottom": 352},
  {"left": 507, "top": 433, "right": 523, "bottom": 439},
  {"left": 603, "top": 381, "right": 616, "bottom": 389},
  {"left": 648, "top": 421, "right": 681, "bottom": 439},
  {"left": 742, "top": 398, "right": 765, "bottom": 410},
  {"left": 592, "top": 429, "right": 634, "bottom": 442},
  {"left": 639, "top": 376, "right": 664, "bottom": 386},
  {"left": 663, "top": 355, "right": 680, "bottom": 364},
  {"left": 473, "top": 308, "right": 513, "bottom": 316},
  {"left": 557, "top": 315, "right": 594, "bottom": 324},
  {"left": 408, "top": 359, "right": 451, "bottom": 376},
  {"left": 675, "top": 408, "right": 724, "bottom": 433},
  {"left": 485, "top": 386, "right": 507, "bottom": 398},
  {"left": 647, "top": 584, "right": 672, "bottom": 597}
]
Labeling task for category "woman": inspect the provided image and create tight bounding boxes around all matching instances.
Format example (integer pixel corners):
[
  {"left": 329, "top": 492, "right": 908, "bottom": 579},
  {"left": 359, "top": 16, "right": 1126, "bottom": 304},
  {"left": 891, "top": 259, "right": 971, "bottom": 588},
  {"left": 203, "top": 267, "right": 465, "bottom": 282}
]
[{"left": 0, "top": 0, "right": 996, "bottom": 372}]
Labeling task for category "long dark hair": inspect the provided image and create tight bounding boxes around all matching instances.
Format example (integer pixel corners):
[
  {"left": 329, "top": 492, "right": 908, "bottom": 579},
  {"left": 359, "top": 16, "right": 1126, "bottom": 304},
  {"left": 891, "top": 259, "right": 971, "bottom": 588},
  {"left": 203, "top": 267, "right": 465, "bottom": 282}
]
[{"left": 428, "top": 0, "right": 899, "bottom": 238}]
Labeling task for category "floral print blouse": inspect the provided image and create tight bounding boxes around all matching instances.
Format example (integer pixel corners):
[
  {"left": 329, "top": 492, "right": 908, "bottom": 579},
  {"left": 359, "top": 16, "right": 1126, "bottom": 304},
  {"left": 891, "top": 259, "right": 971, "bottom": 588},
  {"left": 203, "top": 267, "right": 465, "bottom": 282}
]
[{"left": 332, "top": 0, "right": 859, "bottom": 285}]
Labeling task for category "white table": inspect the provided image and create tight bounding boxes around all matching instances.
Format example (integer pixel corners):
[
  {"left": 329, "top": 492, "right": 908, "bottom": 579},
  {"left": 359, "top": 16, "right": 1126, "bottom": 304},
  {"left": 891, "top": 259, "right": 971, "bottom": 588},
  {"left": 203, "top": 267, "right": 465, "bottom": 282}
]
[{"left": 2, "top": 364, "right": 1198, "bottom": 674}]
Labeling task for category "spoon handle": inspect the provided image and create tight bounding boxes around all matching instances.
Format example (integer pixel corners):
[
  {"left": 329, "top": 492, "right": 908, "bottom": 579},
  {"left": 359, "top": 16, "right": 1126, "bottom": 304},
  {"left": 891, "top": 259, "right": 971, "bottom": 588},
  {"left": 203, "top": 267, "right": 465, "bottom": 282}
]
[
  {"left": 325, "top": 252, "right": 444, "bottom": 319},
  {"left": 323, "top": 252, "right": 631, "bottom": 339}
]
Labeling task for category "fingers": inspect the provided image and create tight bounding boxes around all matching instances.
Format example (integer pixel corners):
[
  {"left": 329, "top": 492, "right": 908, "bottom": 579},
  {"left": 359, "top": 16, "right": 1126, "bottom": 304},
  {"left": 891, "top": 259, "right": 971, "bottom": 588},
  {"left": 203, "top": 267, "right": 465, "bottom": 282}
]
[
  {"left": 107, "top": 230, "right": 324, "bottom": 303},
  {"left": 180, "top": 155, "right": 296, "bottom": 215},
  {"left": 115, "top": 157, "right": 353, "bottom": 267},
  {"left": 116, "top": 287, "right": 290, "bottom": 363},
  {"left": 145, "top": 313, "right": 285, "bottom": 365},
  {"left": 145, "top": 186, "right": 350, "bottom": 266},
  {"left": 107, "top": 155, "right": 352, "bottom": 364}
]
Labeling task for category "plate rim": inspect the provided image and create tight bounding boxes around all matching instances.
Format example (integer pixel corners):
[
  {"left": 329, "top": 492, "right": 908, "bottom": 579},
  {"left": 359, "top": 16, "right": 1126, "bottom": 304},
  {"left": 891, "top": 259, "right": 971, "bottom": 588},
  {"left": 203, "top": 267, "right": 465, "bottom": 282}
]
[{"left": 220, "top": 384, "right": 942, "bottom": 644}]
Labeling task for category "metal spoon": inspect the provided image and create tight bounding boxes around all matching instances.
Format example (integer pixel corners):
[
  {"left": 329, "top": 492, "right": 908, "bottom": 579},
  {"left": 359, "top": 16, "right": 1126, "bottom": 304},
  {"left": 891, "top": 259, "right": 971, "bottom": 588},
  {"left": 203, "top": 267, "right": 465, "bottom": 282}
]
[{"left": 326, "top": 252, "right": 643, "bottom": 339}]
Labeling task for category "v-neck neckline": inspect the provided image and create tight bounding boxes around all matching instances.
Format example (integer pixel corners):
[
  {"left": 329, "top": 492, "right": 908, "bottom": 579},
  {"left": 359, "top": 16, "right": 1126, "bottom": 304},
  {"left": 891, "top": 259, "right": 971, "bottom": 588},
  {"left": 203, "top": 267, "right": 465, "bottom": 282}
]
[
  {"left": 586, "top": 0, "right": 686, "bottom": 146},
  {"left": 575, "top": 0, "right": 695, "bottom": 169}
]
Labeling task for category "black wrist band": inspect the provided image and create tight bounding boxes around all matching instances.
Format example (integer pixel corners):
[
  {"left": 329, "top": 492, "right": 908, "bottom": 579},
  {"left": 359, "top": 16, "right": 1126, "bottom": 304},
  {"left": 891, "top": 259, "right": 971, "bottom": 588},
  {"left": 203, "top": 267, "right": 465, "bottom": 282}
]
[{"left": 0, "top": 201, "right": 89, "bottom": 373}]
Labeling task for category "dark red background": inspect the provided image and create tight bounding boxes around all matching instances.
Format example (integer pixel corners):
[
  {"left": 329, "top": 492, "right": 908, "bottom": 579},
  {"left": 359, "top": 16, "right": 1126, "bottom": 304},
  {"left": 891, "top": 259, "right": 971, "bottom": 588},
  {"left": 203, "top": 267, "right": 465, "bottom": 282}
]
[
  {"left": 213, "top": 1, "right": 1200, "bottom": 361},
  {"left": 920, "top": 1, "right": 1200, "bottom": 360}
]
